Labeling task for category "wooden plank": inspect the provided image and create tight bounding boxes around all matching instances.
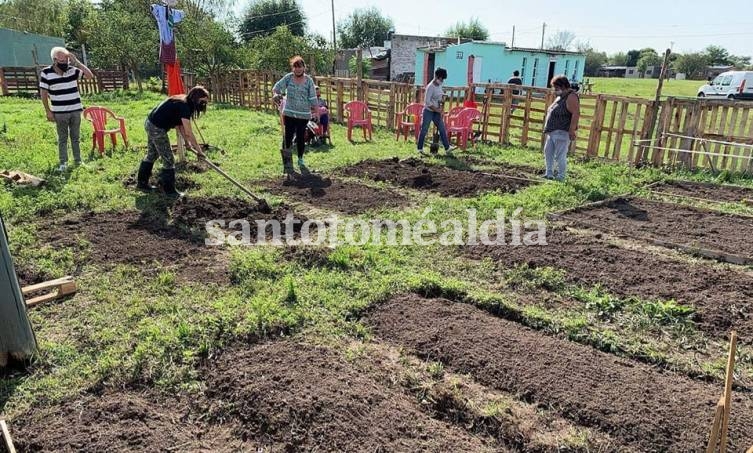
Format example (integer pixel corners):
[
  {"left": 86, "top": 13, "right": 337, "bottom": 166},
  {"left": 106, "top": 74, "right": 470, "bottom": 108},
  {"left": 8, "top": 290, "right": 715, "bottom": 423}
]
[
  {"left": 0, "top": 420, "right": 16, "bottom": 453},
  {"left": 729, "top": 107, "right": 745, "bottom": 172},
  {"left": 706, "top": 399, "right": 724, "bottom": 453},
  {"left": 627, "top": 103, "right": 642, "bottom": 163},
  {"left": 0, "top": 67, "right": 7, "bottom": 96},
  {"left": 716, "top": 106, "right": 731, "bottom": 170},
  {"left": 612, "top": 101, "right": 630, "bottom": 160},
  {"left": 719, "top": 331, "right": 737, "bottom": 453},
  {"left": 707, "top": 105, "right": 720, "bottom": 169},
  {"left": 520, "top": 90, "right": 533, "bottom": 147},
  {"left": 603, "top": 101, "right": 618, "bottom": 159}
]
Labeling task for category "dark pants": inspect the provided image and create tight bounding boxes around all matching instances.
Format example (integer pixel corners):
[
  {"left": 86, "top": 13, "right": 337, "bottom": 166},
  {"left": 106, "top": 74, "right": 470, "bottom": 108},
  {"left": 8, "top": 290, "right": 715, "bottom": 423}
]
[
  {"left": 417, "top": 109, "right": 450, "bottom": 150},
  {"left": 284, "top": 115, "right": 308, "bottom": 159}
]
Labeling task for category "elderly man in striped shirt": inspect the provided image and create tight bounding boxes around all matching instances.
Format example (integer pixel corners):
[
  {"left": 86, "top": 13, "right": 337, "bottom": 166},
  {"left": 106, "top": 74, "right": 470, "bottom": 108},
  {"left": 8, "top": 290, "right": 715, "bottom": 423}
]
[{"left": 39, "top": 47, "right": 94, "bottom": 172}]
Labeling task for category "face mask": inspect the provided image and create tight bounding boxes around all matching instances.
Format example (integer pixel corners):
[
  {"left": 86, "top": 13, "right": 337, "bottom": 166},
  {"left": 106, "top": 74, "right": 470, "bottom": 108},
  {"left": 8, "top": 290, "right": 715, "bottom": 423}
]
[{"left": 57, "top": 62, "right": 69, "bottom": 71}]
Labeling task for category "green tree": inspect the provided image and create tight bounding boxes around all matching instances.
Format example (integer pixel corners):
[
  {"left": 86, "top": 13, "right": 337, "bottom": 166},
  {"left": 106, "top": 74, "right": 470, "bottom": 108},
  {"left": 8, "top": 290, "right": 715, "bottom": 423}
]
[
  {"left": 178, "top": 18, "right": 244, "bottom": 78},
  {"left": 239, "top": 0, "right": 305, "bottom": 41},
  {"left": 0, "top": 0, "right": 67, "bottom": 37},
  {"left": 348, "top": 54, "right": 372, "bottom": 76},
  {"left": 581, "top": 47, "right": 608, "bottom": 77},
  {"left": 337, "top": 7, "right": 393, "bottom": 48},
  {"left": 246, "top": 25, "right": 333, "bottom": 74},
  {"left": 704, "top": 45, "right": 730, "bottom": 65},
  {"left": 87, "top": 0, "right": 157, "bottom": 90},
  {"left": 675, "top": 52, "right": 711, "bottom": 80},
  {"left": 626, "top": 49, "right": 641, "bottom": 67},
  {"left": 636, "top": 48, "right": 660, "bottom": 78},
  {"left": 609, "top": 52, "right": 628, "bottom": 66},
  {"left": 65, "top": 0, "right": 97, "bottom": 51},
  {"left": 445, "top": 17, "right": 488, "bottom": 41}
]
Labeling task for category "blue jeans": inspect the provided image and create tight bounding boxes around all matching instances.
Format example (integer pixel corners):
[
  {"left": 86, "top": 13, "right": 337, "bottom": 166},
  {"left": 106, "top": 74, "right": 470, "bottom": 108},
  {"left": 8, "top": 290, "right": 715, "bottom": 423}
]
[
  {"left": 544, "top": 130, "right": 570, "bottom": 180},
  {"left": 417, "top": 109, "right": 450, "bottom": 150}
]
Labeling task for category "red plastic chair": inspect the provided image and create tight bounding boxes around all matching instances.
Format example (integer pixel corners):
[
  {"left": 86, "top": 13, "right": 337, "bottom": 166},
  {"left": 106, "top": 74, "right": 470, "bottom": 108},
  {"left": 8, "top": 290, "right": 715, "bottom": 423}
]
[
  {"left": 83, "top": 106, "right": 128, "bottom": 155},
  {"left": 395, "top": 102, "right": 423, "bottom": 141},
  {"left": 448, "top": 108, "right": 482, "bottom": 149},
  {"left": 444, "top": 105, "right": 465, "bottom": 125},
  {"left": 344, "top": 101, "right": 373, "bottom": 142}
]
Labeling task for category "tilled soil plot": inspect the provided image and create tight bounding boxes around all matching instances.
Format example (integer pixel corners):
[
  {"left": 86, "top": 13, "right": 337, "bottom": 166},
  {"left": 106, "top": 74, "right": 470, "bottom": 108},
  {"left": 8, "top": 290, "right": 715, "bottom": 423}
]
[
  {"left": 201, "top": 341, "right": 498, "bottom": 452},
  {"left": 39, "top": 197, "right": 307, "bottom": 284},
  {"left": 557, "top": 197, "right": 753, "bottom": 262},
  {"left": 11, "top": 390, "right": 243, "bottom": 452},
  {"left": 467, "top": 227, "right": 753, "bottom": 338},
  {"left": 339, "top": 157, "right": 535, "bottom": 197},
  {"left": 456, "top": 157, "right": 542, "bottom": 176},
  {"left": 649, "top": 180, "right": 753, "bottom": 203},
  {"left": 261, "top": 173, "right": 410, "bottom": 214},
  {"left": 366, "top": 295, "right": 753, "bottom": 453}
]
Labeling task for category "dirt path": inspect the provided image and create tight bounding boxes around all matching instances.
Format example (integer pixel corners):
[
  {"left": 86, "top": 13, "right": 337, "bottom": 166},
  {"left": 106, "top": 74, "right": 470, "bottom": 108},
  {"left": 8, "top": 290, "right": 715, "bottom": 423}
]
[{"left": 366, "top": 294, "right": 753, "bottom": 452}]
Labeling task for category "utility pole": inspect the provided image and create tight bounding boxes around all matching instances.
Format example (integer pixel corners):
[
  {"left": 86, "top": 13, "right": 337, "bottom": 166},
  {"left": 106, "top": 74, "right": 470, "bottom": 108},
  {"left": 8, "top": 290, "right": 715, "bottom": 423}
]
[
  {"left": 540, "top": 22, "right": 546, "bottom": 49},
  {"left": 511, "top": 25, "right": 515, "bottom": 48},
  {"left": 331, "top": 0, "right": 336, "bottom": 75}
]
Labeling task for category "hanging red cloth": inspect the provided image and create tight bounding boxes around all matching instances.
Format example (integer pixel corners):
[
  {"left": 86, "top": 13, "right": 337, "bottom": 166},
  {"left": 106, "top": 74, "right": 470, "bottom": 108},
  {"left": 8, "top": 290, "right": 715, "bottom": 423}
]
[{"left": 166, "top": 59, "right": 185, "bottom": 95}]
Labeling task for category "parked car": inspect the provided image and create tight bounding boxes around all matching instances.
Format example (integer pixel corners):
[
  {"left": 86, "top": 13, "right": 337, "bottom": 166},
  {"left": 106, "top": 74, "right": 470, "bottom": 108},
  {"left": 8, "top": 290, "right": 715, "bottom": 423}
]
[{"left": 697, "top": 71, "right": 753, "bottom": 100}]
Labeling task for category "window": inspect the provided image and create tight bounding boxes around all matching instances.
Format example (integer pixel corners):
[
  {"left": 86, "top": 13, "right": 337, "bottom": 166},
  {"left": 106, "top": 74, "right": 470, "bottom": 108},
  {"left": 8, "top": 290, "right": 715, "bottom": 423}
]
[
  {"left": 564, "top": 60, "right": 570, "bottom": 76},
  {"left": 573, "top": 60, "right": 580, "bottom": 80},
  {"left": 721, "top": 75, "right": 733, "bottom": 86},
  {"left": 532, "top": 58, "right": 539, "bottom": 85},
  {"left": 521, "top": 57, "right": 527, "bottom": 80},
  {"left": 456, "top": 51, "right": 464, "bottom": 59}
]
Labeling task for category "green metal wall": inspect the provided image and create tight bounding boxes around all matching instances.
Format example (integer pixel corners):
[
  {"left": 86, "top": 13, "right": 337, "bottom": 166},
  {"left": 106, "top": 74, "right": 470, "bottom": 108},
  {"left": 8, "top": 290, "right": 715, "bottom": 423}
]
[{"left": 0, "top": 28, "right": 65, "bottom": 67}]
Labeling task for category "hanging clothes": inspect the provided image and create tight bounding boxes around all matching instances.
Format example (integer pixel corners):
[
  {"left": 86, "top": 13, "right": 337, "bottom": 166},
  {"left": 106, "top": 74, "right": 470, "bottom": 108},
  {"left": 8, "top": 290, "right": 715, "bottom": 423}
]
[
  {"left": 166, "top": 59, "right": 185, "bottom": 96},
  {"left": 151, "top": 4, "right": 184, "bottom": 65}
]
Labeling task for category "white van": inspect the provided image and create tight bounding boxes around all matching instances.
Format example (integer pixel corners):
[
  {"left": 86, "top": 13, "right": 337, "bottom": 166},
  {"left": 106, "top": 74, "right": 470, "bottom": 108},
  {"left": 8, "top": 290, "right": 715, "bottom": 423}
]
[{"left": 697, "top": 71, "right": 753, "bottom": 100}]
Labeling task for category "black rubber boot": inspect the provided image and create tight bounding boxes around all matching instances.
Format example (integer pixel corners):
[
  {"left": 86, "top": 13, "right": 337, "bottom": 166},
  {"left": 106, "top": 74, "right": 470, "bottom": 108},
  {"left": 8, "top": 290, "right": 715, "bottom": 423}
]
[
  {"left": 159, "top": 168, "right": 183, "bottom": 198},
  {"left": 281, "top": 148, "right": 295, "bottom": 177},
  {"left": 136, "top": 161, "right": 156, "bottom": 191}
]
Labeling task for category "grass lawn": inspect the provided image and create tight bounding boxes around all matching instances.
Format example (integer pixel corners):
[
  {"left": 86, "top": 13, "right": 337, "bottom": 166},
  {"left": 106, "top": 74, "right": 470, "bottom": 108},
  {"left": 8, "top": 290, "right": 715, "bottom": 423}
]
[
  {"left": 589, "top": 76, "right": 702, "bottom": 99},
  {"left": 1, "top": 90, "right": 752, "bottom": 450}
]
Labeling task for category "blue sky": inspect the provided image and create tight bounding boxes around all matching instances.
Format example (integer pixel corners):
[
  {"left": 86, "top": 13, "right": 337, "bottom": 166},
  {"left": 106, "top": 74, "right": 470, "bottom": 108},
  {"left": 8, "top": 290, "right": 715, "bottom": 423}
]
[{"left": 234, "top": 0, "right": 753, "bottom": 57}]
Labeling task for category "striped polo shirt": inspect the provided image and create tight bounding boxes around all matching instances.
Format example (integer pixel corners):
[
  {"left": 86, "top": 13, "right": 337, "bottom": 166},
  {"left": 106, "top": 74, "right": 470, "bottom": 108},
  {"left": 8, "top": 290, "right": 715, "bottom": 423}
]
[{"left": 39, "top": 66, "right": 84, "bottom": 113}]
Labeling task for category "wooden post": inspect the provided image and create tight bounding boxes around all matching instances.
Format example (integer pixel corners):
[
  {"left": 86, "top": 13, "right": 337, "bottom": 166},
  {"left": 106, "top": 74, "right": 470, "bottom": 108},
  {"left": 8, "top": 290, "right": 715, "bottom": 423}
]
[
  {"left": 387, "top": 82, "right": 396, "bottom": 130},
  {"left": 679, "top": 101, "right": 702, "bottom": 169},
  {"left": 336, "top": 80, "right": 344, "bottom": 123},
  {"left": 588, "top": 95, "right": 606, "bottom": 158},
  {"left": 176, "top": 132, "right": 186, "bottom": 163},
  {"left": 0, "top": 214, "right": 37, "bottom": 366},
  {"left": 639, "top": 48, "right": 671, "bottom": 165},
  {"left": 0, "top": 420, "right": 16, "bottom": 453},
  {"left": 719, "top": 331, "right": 737, "bottom": 453},
  {"left": 501, "top": 86, "right": 513, "bottom": 145},
  {"left": 356, "top": 48, "right": 363, "bottom": 101},
  {"left": 0, "top": 67, "right": 8, "bottom": 96}
]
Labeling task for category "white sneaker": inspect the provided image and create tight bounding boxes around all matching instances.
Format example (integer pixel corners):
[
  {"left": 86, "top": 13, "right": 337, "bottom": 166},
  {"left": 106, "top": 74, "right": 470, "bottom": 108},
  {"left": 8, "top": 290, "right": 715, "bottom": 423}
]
[
  {"left": 446, "top": 145, "right": 458, "bottom": 154},
  {"left": 57, "top": 163, "right": 67, "bottom": 172},
  {"left": 417, "top": 149, "right": 426, "bottom": 156}
]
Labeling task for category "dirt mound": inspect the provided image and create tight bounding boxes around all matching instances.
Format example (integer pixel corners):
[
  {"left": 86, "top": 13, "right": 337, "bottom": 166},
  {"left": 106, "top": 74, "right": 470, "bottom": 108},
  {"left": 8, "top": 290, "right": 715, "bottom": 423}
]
[
  {"left": 40, "top": 210, "right": 229, "bottom": 285},
  {"left": 172, "top": 196, "right": 308, "bottom": 239},
  {"left": 558, "top": 197, "right": 753, "bottom": 263},
  {"left": 262, "top": 173, "right": 410, "bottom": 214},
  {"left": 13, "top": 264, "right": 49, "bottom": 287},
  {"left": 340, "top": 158, "right": 535, "bottom": 197},
  {"left": 122, "top": 174, "right": 200, "bottom": 191},
  {"left": 366, "top": 294, "right": 753, "bottom": 452},
  {"left": 201, "top": 341, "right": 496, "bottom": 452},
  {"left": 11, "top": 390, "right": 242, "bottom": 452},
  {"left": 467, "top": 227, "right": 753, "bottom": 339},
  {"left": 175, "top": 160, "right": 210, "bottom": 174},
  {"left": 650, "top": 180, "right": 753, "bottom": 203}
]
